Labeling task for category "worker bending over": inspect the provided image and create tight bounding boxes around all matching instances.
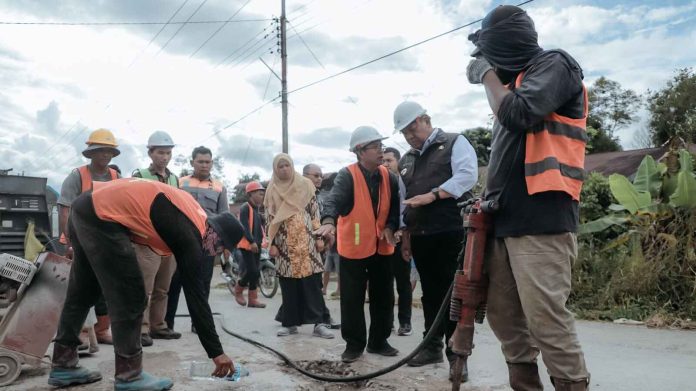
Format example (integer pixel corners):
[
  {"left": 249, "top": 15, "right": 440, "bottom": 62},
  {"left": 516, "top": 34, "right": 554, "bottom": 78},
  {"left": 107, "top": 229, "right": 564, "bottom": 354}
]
[{"left": 48, "top": 178, "right": 243, "bottom": 391}]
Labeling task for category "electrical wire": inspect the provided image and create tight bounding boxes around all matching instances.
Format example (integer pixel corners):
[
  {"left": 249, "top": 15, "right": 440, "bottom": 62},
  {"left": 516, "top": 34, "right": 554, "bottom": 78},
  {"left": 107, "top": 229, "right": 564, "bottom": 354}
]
[
  {"left": 201, "top": 97, "right": 281, "bottom": 143},
  {"left": 177, "top": 280, "right": 454, "bottom": 383},
  {"left": 189, "top": 0, "right": 254, "bottom": 59},
  {"left": 156, "top": 0, "right": 209, "bottom": 56},
  {"left": 216, "top": 22, "right": 274, "bottom": 67},
  {"left": 0, "top": 19, "right": 270, "bottom": 26},
  {"left": 287, "top": 19, "right": 324, "bottom": 69},
  {"left": 289, "top": 0, "right": 534, "bottom": 95},
  {"left": 128, "top": 0, "right": 190, "bottom": 67}
]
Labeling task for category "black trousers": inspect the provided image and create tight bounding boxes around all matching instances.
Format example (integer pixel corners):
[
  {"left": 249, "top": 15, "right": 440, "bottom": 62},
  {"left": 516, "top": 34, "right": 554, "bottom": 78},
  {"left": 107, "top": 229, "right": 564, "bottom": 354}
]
[
  {"left": 166, "top": 253, "right": 215, "bottom": 329},
  {"left": 390, "top": 243, "right": 412, "bottom": 325},
  {"left": 411, "top": 231, "right": 463, "bottom": 357},
  {"left": 339, "top": 254, "right": 394, "bottom": 353},
  {"left": 275, "top": 273, "right": 326, "bottom": 327},
  {"left": 238, "top": 249, "right": 260, "bottom": 290},
  {"left": 55, "top": 193, "right": 223, "bottom": 377}
]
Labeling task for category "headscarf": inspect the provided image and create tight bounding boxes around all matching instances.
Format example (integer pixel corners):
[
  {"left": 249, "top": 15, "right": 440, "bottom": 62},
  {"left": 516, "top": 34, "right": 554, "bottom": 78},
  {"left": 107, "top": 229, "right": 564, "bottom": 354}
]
[
  {"left": 263, "top": 153, "right": 316, "bottom": 243},
  {"left": 468, "top": 9, "right": 543, "bottom": 82}
]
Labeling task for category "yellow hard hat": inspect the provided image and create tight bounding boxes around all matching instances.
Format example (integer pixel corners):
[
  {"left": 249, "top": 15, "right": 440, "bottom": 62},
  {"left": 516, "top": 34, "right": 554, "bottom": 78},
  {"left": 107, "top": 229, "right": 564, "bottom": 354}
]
[
  {"left": 83, "top": 128, "right": 120, "bottom": 158},
  {"left": 86, "top": 128, "right": 118, "bottom": 147}
]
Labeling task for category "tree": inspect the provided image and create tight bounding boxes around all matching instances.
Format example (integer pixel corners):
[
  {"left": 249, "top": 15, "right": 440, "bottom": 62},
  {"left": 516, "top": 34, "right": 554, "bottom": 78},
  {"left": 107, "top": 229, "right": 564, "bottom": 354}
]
[
  {"left": 462, "top": 127, "right": 492, "bottom": 166},
  {"left": 647, "top": 68, "right": 696, "bottom": 145},
  {"left": 585, "top": 126, "right": 622, "bottom": 154},
  {"left": 587, "top": 76, "right": 641, "bottom": 136},
  {"left": 233, "top": 172, "right": 261, "bottom": 203}
]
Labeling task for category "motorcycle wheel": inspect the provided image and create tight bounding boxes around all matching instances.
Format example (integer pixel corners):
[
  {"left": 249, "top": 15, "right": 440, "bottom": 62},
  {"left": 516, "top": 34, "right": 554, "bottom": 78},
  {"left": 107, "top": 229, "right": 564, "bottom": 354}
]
[{"left": 258, "top": 266, "right": 279, "bottom": 298}]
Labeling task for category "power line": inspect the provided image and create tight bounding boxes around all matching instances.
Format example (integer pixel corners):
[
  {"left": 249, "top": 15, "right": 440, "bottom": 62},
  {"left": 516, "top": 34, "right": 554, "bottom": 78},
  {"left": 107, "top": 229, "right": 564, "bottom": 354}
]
[
  {"left": 216, "top": 21, "right": 274, "bottom": 67},
  {"left": 128, "top": 0, "right": 190, "bottom": 68},
  {"left": 225, "top": 27, "right": 277, "bottom": 67},
  {"left": 289, "top": 0, "right": 534, "bottom": 95},
  {"left": 189, "top": 0, "right": 254, "bottom": 59},
  {"left": 287, "top": 19, "right": 324, "bottom": 69},
  {"left": 0, "top": 19, "right": 269, "bottom": 26},
  {"left": 262, "top": 54, "right": 280, "bottom": 100},
  {"left": 156, "top": 0, "right": 209, "bottom": 56},
  {"left": 202, "top": 96, "right": 281, "bottom": 143}
]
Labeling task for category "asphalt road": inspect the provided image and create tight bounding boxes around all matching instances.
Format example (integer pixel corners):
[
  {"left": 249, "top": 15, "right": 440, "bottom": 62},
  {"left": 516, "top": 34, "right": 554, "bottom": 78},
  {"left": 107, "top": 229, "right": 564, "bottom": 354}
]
[{"left": 13, "top": 272, "right": 696, "bottom": 390}]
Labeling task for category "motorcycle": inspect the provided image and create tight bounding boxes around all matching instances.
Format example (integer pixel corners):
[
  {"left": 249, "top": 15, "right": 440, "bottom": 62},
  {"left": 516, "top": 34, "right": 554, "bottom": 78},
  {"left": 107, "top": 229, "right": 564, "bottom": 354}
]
[{"left": 220, "top": 248, "right": 279, "bottom": 299}]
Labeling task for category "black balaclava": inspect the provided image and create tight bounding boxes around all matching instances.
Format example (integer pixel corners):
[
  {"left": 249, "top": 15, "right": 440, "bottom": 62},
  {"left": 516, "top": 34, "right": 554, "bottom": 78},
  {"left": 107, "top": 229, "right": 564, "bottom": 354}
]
[{"left": 469, "top": 5, "right": 543, "bottom": 84}]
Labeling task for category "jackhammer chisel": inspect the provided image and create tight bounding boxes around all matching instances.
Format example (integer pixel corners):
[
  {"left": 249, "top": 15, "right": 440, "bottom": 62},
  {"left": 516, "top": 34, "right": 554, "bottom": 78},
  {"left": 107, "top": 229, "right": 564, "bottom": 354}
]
[{"left": 448, "top": 199, "right": 497, "bottom": 390}]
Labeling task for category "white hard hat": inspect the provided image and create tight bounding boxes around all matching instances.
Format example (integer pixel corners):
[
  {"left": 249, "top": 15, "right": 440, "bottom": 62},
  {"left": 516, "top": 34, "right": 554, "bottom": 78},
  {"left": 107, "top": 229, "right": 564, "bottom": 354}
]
[
  {"left": 147, "top": 130, "right": 175, "bottom": 148},
  {"left": 349, "top": 126, "right": 388, "bottom": 152},
  {"left": 393, "top": 101, "right": 427, "bottom": 134}
]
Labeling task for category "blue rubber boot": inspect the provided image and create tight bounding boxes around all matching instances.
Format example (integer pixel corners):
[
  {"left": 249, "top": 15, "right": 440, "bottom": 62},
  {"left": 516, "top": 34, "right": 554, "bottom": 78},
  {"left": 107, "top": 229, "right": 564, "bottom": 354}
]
[
  {"left": 114, "top": 372, "right": 173, "bottom": 391},
  {"left": 48, "top": 366, "right": 103, "bottom": 387}
]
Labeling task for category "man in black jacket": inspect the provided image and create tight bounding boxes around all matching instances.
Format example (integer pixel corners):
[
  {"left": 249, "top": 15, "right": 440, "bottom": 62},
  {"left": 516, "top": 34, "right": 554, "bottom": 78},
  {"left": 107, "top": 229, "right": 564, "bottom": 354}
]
[
  {"left": 393, "top": 101, "right": 478, "bottom": 383},
  {"left": 467, "top": 5, "right": 590, "bottom": 390}
]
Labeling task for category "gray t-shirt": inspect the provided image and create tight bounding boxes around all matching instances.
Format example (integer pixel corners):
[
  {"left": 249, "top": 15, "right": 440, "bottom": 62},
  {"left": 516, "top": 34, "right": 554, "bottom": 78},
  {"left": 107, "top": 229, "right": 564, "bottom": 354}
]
[{"left": 57, "top": 167, "right": 121, "bottom": 207}]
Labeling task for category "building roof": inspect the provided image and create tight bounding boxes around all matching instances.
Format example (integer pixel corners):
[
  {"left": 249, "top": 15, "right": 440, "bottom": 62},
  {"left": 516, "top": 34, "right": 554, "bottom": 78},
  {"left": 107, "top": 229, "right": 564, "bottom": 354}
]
[{"left": 584, "top": 143, "right": 696, "bottom": 177}]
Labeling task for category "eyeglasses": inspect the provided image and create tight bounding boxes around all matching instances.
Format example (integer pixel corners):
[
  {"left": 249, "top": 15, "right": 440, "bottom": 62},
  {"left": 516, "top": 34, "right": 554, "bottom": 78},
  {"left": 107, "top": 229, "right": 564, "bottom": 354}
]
[{"left": 361, "top": 142, "right": 384, "bottom": 151}]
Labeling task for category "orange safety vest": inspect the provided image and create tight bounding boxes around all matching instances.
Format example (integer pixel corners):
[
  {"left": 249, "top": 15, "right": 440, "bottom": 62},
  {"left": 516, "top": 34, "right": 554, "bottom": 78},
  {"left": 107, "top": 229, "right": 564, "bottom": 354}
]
[
  {"left": 237, "top": 202, "right": 268, "bottom": 250},
  {"left": 91, "top": 178, "right": 208, "bottom": 256},
  {"left": 337, "top": 163, "right": 395, "bottom": 259},
  {"left": 78, "top": 165, "right": 119, "bottom": 193},
  {"left": 515, "top": 72, "right": 588, "bottom": 201},
  {"left": 60, "top": 165, "right": 119, "bottom": 244}
]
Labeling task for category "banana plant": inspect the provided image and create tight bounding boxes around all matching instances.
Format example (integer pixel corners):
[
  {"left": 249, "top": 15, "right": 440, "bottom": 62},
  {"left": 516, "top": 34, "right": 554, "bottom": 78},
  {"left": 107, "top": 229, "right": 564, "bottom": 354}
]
[{"left": 579, "top": 149, "right": 696, "bottom": 235}]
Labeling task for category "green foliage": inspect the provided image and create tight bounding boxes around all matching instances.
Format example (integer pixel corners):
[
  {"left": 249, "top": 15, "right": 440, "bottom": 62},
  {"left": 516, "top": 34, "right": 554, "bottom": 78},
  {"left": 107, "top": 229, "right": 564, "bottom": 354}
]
[
  {"left": 572, "top": 150, "right": 696, "bottom": 322},
  {"left": 462, "top": 127, "right": 492, "bottom": 166},
  {"left": 587, "top": 76, "right": 641, "bottom": 136},
  {"left": 233, "top": 172, "right": 261, "bottom": 203},
  {"left": 585, "top": 126, "right": 622, "bottom": 153},
  {"left": 648, "top": 68, "right": 696, "bottom": 145}
]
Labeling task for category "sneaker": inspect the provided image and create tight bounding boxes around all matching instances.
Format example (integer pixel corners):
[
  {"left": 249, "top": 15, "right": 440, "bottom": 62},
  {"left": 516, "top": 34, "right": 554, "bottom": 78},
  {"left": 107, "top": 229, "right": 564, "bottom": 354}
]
[
  {"left": 141, "top": 333, "right": 153, "bottom": 347},
  {"left": 366, "top": 342, "right": 399, "bottom": 356},
  {"left": 277, "top": 326, "right": 298, "bottom": 336},
  {"left": 150, "top": 328, "right": 182, "bottom": 340},
  {"left": 407, "top": 347, "right": 444, "bottom": 367},
  {"left": 341, "top": 349, "right": 363, "bottom": 363},
  {"left": 397, "top": 323, "right": 412, "bottom": 336},
  {"left": 312, "top": 324, "right": 335, "bottom": 339}
]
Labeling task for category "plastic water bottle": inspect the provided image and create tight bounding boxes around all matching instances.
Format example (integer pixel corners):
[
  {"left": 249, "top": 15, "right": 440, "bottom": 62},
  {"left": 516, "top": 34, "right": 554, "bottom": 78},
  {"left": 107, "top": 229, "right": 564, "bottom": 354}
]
[{"left": 189, "top": 361, "right": 249, "bottom": 381}]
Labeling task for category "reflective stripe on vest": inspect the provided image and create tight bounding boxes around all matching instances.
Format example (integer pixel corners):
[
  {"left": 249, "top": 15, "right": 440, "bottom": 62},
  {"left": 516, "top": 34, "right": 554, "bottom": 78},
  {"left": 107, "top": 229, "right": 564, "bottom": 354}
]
[
  {"left": 337, "top": 163, "right": 395, "bottom": 259},
  {"left": 78, "top": 165, "right": 118, "bottom": 194},
  {"left": 515, "top": 72, "right": 588, "bottom": 201},
  {"left": 91, "top": 178, "right": 208, "bottom": 256},
  {"left": 138, "top": 168, "right": 178, "bottom": 187},
  {"left": 178, "top": 175, "right": 223, "bottom": 192}
]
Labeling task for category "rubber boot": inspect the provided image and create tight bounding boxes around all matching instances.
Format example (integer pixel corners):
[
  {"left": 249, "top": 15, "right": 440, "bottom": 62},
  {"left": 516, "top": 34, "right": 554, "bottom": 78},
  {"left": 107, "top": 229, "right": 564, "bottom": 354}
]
[
  {"left": 551, "top": 377, "right": 589, "bottom": 391},
  {"left": 234, "top": 285, "right": 247, "bottom": 307},
  {"left": 247, "top": 289, "right": 266, "bottom": 308},
  {"left": 94, "top": 315, "right": 113, "bottom": 344},
  {"left": 114, "top": 352, "right": 173, "bottom": 391},
  {"left": 508, "top": 362, "right": 543, "bottom": 391},
  {"left": 48, "top": 342, "right": 102, "bottom": 387}
]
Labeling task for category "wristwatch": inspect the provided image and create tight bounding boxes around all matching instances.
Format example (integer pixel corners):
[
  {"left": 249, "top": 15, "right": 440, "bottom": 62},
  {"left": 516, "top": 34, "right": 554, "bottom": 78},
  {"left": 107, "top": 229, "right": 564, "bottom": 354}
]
[{"left": 431, "top": 187, "right": 441, "bottom": 200}]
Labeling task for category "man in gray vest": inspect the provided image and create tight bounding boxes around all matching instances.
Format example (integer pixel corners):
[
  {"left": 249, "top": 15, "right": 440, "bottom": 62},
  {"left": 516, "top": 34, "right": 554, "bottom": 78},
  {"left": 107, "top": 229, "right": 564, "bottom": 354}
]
[
  {"left": 393, "top": 101, "right": 478, "bottom": 383},
  {"left": 131, "top": 131, "right": 181, "bottom": 346},
  {"left": 166, "top": 146, "right": 229, "bottom": 333}
]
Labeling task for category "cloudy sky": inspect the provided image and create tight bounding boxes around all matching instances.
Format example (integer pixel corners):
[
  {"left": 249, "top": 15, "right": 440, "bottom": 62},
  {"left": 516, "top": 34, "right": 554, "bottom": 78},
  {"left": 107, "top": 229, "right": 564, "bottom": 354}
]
[{"left": 1, "top": 0, "right": 695, "bottom": 190}]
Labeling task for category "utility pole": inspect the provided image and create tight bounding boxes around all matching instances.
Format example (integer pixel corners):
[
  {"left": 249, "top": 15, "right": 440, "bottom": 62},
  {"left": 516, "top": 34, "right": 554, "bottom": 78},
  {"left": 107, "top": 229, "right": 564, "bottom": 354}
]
[{"left": 280, "top": 0, "right": 288, "bottom": 153}]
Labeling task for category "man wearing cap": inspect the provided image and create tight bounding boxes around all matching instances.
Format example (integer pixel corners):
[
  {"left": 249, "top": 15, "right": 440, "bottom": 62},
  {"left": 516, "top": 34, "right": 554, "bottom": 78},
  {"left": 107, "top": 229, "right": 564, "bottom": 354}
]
[
  {"left": 233, "top": 181, "right": 267, "bottom": 308},
  {"left": 392, "top": 101, "right": 478, "bottom": 382},
  {"left": 466, "top": 5, "right": 590, "bottom": 390},
  {"left": 58, "top": 128, "right": 122, "bottom": 346},
  {"left": 166, "top": 146, "right": 229, "bottom": 332},
  {"left": 131, "top": 131, "right": 181, "bottom": 347},
  {"left": 315, "top": 126, "right": 400, "bottom": 363},
  {"left": 48, "top": 178, "right": 243, "bottom": 390}
]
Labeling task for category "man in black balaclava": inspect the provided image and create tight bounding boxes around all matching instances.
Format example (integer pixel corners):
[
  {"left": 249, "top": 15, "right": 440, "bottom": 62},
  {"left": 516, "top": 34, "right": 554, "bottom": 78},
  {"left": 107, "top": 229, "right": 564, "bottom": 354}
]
[{"left": 465, "top": 5, "right": 590, "bottom": 391}]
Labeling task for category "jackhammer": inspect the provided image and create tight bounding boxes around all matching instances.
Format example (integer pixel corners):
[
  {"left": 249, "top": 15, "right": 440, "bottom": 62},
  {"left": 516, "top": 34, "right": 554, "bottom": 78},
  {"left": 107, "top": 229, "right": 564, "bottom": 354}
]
[{"left": 448, "top": 199, "right": 497, "bottom": 390}]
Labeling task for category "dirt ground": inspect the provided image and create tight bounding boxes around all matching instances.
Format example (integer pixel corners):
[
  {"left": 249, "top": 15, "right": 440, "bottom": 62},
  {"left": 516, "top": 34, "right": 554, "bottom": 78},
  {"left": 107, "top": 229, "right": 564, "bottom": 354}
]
[{"left": 12, "top": 269, "right": 696, "bottom": 390}]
